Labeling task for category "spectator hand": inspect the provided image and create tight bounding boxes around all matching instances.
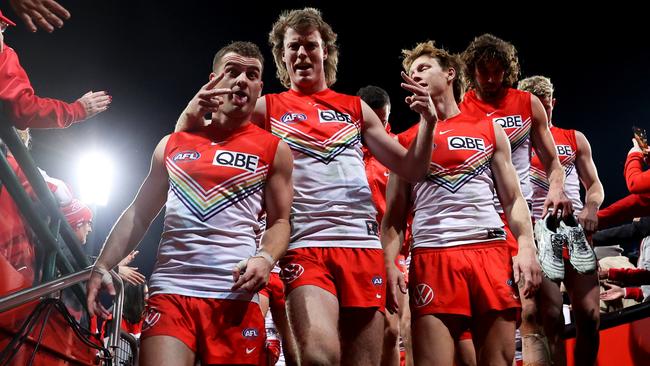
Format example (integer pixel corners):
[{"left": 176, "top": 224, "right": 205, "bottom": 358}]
[
  {"left": 118, "top": 265, "right": 146, "bottom": 285},
  {"left": 77, "top": 91, "right": 111, "bottom": 119},
  {"left": 600, "top": 282, "right": 625, "bottom": 302},
  {"left": 9, "top": 0, "right": 70, "bottom": 33}
]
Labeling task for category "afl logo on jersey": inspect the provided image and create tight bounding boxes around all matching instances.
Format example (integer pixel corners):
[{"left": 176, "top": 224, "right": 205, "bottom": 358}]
[
  {"left": 281, "top": 112, "right": 307, "bottom": 123},
  {"left": 213, "top": 150, "right": 259, "bottom": 173},
  {"left": 447, "top": 136, "right": 486, "bottom": 152},
  {"left": 493, "top": 115, "right": 522, "bottom": 128},
  {"left": 318, "top": 109, "right": 352, "bottom": 123},
  {"left": 172, "top": 151, "right": 201, "bottom": 162},
  {"left": 242, "top": 328, "right": 259, "bottom": 339}
]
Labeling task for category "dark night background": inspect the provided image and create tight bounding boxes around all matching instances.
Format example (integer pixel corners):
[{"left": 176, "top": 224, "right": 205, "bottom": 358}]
[{"left": 5, "top": 1, "right": 648, "bottom": 277}]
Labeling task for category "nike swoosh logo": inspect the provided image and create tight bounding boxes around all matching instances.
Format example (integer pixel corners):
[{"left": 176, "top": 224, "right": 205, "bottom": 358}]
[
  {"left": 439, "top": 129, "right": 453, "bottom": 135},
  {"left": 383, "top": 172, "right": 390, "bottom": 177},
  {"left": 486, "top": 111, "right": 497, "bottom": 116},
  {"left": 246, "top": 347, "right": 256, "bottom": 354}
]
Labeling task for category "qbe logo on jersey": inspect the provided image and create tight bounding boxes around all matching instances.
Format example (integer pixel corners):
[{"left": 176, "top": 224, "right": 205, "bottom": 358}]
[
  {"left": 493, "top": 115, "right": 523, "bottom": 129},
  {"left": 213, "top": 150, "right": 259, "bottom": 173},
  {"left": 318, "top": 109, "right": 352, "bottom": 123},
  {"left": 447, "top": 136, "right": 486, "bottom": 152},
  {"left": 556, "top": 144, "right": 573, "bottom": 156}
]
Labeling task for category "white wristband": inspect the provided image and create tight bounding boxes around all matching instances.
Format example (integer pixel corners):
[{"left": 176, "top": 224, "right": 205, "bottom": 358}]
[
  {"left": 252, "top": 251, "right": 275, "bottom": 266},
  {"left": 92, "top": 266, "right": 112, "bottom": 285}
]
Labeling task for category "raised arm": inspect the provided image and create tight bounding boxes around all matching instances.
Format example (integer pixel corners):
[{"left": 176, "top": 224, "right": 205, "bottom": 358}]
[{"left": 362, "top": 72, "right": 436, "bottom": 182}]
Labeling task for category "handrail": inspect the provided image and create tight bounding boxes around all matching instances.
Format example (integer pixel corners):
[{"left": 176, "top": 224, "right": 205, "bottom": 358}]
[
  {"left": 0, "top": 265, "right": 129, "bottom": 366},
  {"left": 0, "top": 267, "right": 93, "bottom": 313},
  {"left": 563, "top": 301, "right": 650, "bottom": 338},
  {"left": 108, "top": 270, "right": 125, "bottom": 359},
  {"left": 0, "top": 121, "right": 89, "bottom": 270},
  {"left": 0, "top": 120, "right": 90, "bottom": 312}
]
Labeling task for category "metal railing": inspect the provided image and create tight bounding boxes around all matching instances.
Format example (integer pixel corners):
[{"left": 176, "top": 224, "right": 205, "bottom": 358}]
[
  {"left": 0, "top": 266, "right": 129, "bottom": 365},
  {"left": 1, "top": 110, "right": 131, "bottom": 364}
]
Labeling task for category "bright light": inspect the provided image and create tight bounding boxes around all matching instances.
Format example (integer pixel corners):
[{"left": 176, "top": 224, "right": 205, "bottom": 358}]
[{"left": 77, "top": 151, "right": 113, "bottom": 206}]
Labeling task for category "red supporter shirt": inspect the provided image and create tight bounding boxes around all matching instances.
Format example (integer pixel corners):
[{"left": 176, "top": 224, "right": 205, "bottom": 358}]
[
  {"left": 0, "top": 45, "right": 86, "bottom": 129},
  {"left": 625, "top": 152, "right": 650, "bottom": 194}
]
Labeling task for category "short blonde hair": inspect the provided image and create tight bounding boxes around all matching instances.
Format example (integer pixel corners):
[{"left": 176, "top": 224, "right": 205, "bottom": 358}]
[{"left": 518, "top": 75, "right": 554, "bottom": 99}]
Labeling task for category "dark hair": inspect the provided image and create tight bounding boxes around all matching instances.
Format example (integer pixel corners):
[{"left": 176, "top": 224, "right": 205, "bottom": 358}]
[
  {"left": 356, "top": 85, "right": 390, "bottom": 110},
  {"left": 462, "top": 33, "right": 520, "bottom": 89},
  {"left": 122, "top": 283, "right": 146, "bottom": 325},
  {"left": 212, "top": 41, "right": 264, "bottom": 72}
]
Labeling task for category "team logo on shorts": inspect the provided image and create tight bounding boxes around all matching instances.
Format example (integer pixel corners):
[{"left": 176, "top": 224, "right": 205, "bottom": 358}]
[
  {"left": 142, "top": 307, "right": 161, "bottom": 331},
  {"left": 281, "top": 112, "right": 307, "bottom": 123},
  {"left": 507, "top": 278, "right": 520, "bottom": 300},
  {"left": 279, "top": 263, "right": 305, "bottom": 284},
  {"left": 413, "top": 283, "right": 434, "bottom": 308},
  {"left": 172, "top": 151, "right": 200, "bottom": 162},
  {"left": 242, "top": 328, "right": 259, "bottom": 339},
  {"left": 372, "top": 275, "right": 383, "bottom": 286}
]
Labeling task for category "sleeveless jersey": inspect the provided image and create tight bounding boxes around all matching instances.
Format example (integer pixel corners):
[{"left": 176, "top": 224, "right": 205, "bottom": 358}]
[
  {"left": 149, "top": 123, "right": 280, "bottom": 300},
  {"left": 530, "top": 126, "right": 582, "bottom": 219},
  {"left": 460, "top": 88, "right": 533, "bottom": 212},
  {"left": 265, "top": 89, "right": 379, "bottom": 249},
  {"left": 398, "top": 113, "right": 505, "bottom": 248}
]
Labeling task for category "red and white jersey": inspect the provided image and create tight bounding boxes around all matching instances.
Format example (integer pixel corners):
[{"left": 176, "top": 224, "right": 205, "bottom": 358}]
[
  {"left": 265, "top": 89, "right": 379, "bottom": 250},
  {"left": 530, "top": 126, "right": 582, "bottom": 219},
  {"left": 398, "top": 113, "right": 505, "bottom": 248},
  {"left": 150, "top": 123, "right": 280, "bottom": 300},
  {"left": 460, "top": 88, "right": 534, "bottom": 212}
]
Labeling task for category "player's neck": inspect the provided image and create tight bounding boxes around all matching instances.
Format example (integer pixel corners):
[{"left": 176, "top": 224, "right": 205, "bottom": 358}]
[
  {"left": 209, "top": 113, "right": 249, "bottom": 132},
  {"left": 424, "top": 91, "right": 461, "bottom": 122},
  {"left": 290, "top": 79, "right": 328, "bottom": 95},
  {"left": 476, "top": 87, "right": 508, "bottom": 104}
]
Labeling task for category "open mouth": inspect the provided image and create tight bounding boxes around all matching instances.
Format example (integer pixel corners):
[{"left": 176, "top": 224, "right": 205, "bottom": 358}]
[
  {"left": 232, "top": 90, "right": 249, "bottom": 105},
  {"left": 295, "top": 63, "right": 312, "bottom": 72}
]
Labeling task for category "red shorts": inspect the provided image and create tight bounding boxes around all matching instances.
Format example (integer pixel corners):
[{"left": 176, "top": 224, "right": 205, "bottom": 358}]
[
  {"left": 409, "top": 242, "right": 520, "bottom": 319},
  {"left": 279, "top": 247, "right": 386, "bottom": 312},
  {"left": 458, "top": 330, "right": 473, "bottom": 341},
  {"left": 142, "top": 294, "right": 265, "bottom": 365},
  {"left": 259, "top": 272, "right": 285, "bottom": 310}
]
